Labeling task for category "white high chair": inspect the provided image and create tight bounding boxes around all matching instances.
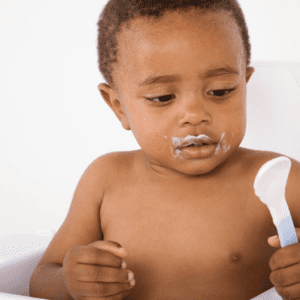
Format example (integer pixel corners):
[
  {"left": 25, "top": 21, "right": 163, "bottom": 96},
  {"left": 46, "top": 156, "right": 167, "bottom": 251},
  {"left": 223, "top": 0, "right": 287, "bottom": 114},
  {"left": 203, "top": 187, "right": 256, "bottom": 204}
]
[
  {"left": 240, "top": 60, "right": 300, "bottom": 163},
  {"left": 1, "top": 61, "right": 300, "bottom": 299},
  {"left": 241, "top": 61, "right": 300, "bottom": 299},
  {"left": 0, "top": 230, "right": 55, "bottom": 299}
]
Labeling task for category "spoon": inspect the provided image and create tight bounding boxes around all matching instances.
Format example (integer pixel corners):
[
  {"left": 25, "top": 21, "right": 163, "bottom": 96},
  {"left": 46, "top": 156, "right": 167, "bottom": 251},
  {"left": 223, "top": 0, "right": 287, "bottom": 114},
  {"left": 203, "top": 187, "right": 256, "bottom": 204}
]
[{"left": 251, "top": 156, "right": 298, "bottom": 300}]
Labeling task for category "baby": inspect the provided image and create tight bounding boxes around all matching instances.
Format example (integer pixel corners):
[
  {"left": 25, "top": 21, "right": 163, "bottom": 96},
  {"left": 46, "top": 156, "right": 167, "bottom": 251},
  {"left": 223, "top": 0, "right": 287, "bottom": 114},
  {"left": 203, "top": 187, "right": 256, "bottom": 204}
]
[{"left": 29, "top": 0, "right": 300, "bottom": 299}]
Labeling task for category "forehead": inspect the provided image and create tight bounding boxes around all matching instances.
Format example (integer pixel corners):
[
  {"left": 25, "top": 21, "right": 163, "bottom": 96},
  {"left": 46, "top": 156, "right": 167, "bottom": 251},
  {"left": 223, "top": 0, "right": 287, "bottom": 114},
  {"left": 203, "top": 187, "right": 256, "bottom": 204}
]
[{"left": 114, "top": 9, "right": 245, "bottom": 90}]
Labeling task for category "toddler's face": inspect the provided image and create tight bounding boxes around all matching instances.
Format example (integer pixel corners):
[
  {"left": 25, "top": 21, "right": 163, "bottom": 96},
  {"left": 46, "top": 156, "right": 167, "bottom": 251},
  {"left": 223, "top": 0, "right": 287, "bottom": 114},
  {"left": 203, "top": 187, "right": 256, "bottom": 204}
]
[{"left": 99, "top": 9, "right": 255, "bottom": 178}]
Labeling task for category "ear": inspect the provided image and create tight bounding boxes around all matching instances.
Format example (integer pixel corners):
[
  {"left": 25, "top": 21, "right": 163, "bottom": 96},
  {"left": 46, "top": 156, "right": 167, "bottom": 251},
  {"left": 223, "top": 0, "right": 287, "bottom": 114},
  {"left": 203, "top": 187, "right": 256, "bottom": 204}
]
[
  {"left": 245, "top": 66, "right": 255, "bottom": 84},
  {"left": 98, "top": 83, "right": 131, "bottom": 131}
]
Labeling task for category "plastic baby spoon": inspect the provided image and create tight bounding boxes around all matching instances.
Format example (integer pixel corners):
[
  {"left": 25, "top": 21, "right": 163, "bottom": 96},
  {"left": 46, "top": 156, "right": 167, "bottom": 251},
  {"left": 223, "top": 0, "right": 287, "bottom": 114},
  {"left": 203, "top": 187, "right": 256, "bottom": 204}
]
[{"left": 251, "top": 156, "right": 299, "bottom": 300}]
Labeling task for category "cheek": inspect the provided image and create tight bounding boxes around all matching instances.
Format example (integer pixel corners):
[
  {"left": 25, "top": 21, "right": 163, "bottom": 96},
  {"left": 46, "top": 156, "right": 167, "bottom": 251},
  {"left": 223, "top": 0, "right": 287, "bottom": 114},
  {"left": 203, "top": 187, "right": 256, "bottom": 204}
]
[
  {"left": 227, "top": 94, "right": 247, "bottom": 130},
  {"left": 237, "top": 96, "right": 247, "bottom": 133},
  {"left": 216, "top": 99, "right": 246, "bottom": 154},
  {"left": 127, "top": 105, "right": 167, "bottom": 145},
  {"left": 214, "top": 132, "right": 231, "bottom": 155}
]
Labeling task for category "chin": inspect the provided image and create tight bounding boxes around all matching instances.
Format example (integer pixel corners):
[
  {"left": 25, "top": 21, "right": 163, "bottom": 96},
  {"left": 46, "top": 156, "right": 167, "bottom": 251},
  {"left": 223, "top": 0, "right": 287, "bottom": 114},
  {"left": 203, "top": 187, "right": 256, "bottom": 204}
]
[{"left": 176, "top": 162, "right": 220, "bottom": 177}]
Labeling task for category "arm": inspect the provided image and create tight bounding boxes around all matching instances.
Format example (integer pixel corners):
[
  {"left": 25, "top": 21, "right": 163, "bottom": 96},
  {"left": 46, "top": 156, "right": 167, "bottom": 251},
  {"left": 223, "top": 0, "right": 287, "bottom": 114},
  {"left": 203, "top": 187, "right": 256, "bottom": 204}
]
[
  {"left": 29, "top": 262, "right": 72, "bottom": 300},
  {"left": 29, "top": 154, "right": 109, "bottom": 299}
]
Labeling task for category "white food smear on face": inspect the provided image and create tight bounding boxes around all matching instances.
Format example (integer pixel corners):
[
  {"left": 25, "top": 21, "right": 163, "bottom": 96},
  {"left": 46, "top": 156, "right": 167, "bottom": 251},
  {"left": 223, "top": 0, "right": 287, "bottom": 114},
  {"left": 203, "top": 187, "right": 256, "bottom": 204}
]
[
  {"left": 170, "top": 134, "right": 211, "bottom": 158},
  {"left": 165, "top": 132, "right": 234, "bottom": 158},
  {"left": 172, "top": 134, "right": 211, "bottom": 147},
  {"left": 214, "top": 132, "right": 234, "bottom": 155},
  {"left": 223, "top": 132, "right": 234, "bottom": 154}
]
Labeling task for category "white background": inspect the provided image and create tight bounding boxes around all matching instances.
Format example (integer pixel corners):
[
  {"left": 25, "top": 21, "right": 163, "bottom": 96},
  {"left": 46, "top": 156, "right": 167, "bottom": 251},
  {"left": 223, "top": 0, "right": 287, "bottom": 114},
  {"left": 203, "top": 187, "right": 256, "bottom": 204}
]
[{"left": 1, "top": 0, "right": 300, "bottom": 238}]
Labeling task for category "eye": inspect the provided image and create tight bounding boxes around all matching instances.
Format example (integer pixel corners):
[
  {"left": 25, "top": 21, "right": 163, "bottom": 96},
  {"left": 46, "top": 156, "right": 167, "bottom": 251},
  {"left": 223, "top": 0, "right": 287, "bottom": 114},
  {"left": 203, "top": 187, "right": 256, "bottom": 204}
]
[
  {"left": 145, "top": 94, "right": 175, "bottom": 103},
  {"left": 209, "top": 88, "right": 236, "bottom": 98},
  {"left": 145, "top": 88, "right": 236, "bottom": 104}
]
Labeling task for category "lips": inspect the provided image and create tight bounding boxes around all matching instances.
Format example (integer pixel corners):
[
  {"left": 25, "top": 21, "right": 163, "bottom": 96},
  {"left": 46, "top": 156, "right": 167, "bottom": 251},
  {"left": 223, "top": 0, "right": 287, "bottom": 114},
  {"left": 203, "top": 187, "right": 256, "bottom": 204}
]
[
  {"left": 171, "top": 134, "right": 218, "bottom": 151},
  {"left": 177, "top": 137, "right": 214, "bottom": 148},
  {"left": 184, "top": 143, "right": 208, "bottom": 147}
]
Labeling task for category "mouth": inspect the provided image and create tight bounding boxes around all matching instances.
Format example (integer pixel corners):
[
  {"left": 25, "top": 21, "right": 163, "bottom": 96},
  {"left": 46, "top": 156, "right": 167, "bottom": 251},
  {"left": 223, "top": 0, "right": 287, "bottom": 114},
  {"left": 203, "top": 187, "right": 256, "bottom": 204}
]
[
  {"left": 175, "top": 142, "right": 217, "bottom": 159},
  {"left": 185, "top": 143, "right": 209, "bottom": 147},
  {"left": 179, "top": 142, "right": 213, "bottom": 149},
  {"left": 171, "top": 134, "right": 214, "bottom": 149},
  {"left": 184, "top": 143, "right": 207, "bottom": 147}
]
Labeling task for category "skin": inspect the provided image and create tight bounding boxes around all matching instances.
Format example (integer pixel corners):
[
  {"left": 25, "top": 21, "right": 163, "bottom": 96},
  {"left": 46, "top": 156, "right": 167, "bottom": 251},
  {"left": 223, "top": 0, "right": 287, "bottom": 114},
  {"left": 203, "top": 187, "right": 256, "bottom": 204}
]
[
  {"left": 34, "top": 8, "right": 300, "bottom": 300},
  {"left": 97, "top": 10, "right": 281, "bottom": 299},
  {"left": 99, "top": 9, "right": 255, "bottom": 180}
]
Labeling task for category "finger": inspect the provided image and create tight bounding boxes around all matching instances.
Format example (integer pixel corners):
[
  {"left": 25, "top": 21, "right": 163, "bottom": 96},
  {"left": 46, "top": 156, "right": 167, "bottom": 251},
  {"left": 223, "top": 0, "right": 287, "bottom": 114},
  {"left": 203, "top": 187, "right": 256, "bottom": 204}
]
[
  {"left": 78, "top": 280, "right": 135, "bottom": 298},
  {"left": 90, "top": 240, "right": 128, "bottom": 258},
  {"left": 269, "top": 243, "right": 300, "bottom": 271},
  {"left": 268, "top": 234, "right": 281, "bottom": 248},
  {"left": 295, "top": 227, "right": 300, "bottom": 239},
  {"left": 268, "top": 228, "right": 300, "bottom": 248},
  {"left": 81, "top": 289, "right": 131, "bottom": 300},
  {"left": 76, "top": 264, "right": 134, "bottom": 283},
  {"left": 76, "top": 247, "right": 125, "bottom": 268},
  {"left": 102, "top": 289, "right": 132, "bottom": 299},
  {"left": 270, "top": 263, "right": 300, "bottom": 287},
  {"left": 274, "top": 282, "right": 300, "bottom": 300}
]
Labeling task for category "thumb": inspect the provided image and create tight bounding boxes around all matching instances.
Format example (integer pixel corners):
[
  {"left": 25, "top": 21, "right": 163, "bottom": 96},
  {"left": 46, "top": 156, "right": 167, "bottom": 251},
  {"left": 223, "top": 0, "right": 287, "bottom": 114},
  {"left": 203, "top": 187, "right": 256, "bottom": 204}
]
[
  {"left": 268, "top": 228, "right": 300, "bottom": 248},
  {"left": 89, "top": 240, "right": 129, "bottom": 258},
  {"left": 268, "top": 234, "right": 281, "bottom": 248}
]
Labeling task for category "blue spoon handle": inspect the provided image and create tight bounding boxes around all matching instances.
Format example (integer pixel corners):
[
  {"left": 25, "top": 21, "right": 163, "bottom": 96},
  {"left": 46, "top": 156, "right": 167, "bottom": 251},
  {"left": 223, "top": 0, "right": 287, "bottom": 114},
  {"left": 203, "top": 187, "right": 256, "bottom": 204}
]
[
  {"left": 277, "top": 215, "right": 299, "bottom": 247},
  {"left": 251, "top": 213, "right": 298, "bottom": 299}
]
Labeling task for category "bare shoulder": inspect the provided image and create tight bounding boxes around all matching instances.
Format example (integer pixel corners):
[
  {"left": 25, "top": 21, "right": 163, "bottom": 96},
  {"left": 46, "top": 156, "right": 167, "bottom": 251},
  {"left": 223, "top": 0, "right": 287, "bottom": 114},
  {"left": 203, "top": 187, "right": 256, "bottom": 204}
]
[
  {"left": 239, "top": 146, "right": 283, "bottom": 162},
  {"left": 236, "top": 147, "right": 296, "bottom": 170},
  {"left": 90, "top": 150, "right": 137, "bottom": 179},
  {"left": 239, "top": 147, "right": 300, "bottom": 228},
  {"left": 97, "top": 150, "right": 140, "bottom": 179},
  {"left": 77, "top": 150, "right": 140, "bottom": 195},
  {"left": 36, "top": 150, "right": 138, "bottom": 267}
]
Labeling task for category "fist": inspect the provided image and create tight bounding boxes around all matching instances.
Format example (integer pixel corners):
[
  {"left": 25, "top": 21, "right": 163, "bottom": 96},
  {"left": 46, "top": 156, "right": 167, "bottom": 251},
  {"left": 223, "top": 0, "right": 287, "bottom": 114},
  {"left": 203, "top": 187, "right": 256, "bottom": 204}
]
[
  {"left": 62, "top": 240, "right": 135, "bottom": 300},
  {"left": 268, "top": 229, "right": 300, "bottom": 299}
]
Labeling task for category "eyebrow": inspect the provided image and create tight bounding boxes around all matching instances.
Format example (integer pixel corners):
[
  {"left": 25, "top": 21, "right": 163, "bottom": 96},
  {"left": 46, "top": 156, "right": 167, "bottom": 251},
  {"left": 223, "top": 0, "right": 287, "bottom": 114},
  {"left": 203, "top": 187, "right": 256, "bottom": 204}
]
[{"left": 137, "top": 66, "right": 240, "bottom": 87}]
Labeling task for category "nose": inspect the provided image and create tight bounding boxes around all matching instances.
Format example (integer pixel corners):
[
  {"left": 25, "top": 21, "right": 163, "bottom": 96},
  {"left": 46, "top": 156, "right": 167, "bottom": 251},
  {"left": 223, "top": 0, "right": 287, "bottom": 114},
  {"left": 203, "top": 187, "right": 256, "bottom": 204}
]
[{"left": 179, "top": 93, "right": 212, "bottom": 126}]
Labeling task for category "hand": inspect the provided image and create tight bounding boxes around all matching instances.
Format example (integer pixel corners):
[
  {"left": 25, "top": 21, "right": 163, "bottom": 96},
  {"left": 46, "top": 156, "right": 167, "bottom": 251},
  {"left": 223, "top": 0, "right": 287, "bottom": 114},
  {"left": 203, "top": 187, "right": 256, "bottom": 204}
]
[
  {"left": 268, "top": 228, "right": 300, "bottom": 299},
  {"left": 62, "top": 240, "right": 135, "bottom": 300}
]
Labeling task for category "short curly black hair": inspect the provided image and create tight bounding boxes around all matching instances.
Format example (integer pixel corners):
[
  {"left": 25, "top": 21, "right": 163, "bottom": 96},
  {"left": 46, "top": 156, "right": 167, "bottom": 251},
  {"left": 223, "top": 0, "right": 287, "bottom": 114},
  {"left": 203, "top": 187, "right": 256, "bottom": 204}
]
[{"left": 97, "top": 0, "right": 251, "bottom": 94}]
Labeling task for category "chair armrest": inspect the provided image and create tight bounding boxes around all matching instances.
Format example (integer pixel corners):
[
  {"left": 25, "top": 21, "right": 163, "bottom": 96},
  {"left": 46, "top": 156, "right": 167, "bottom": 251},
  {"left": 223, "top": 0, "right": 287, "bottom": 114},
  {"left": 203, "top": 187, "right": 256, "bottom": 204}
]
[
  {"left": 0, "top": 249, "right": 46, "bottom": 295},
  {"left": 0, "top": 234, "right": 54, "bottom": 296},
  {"left": 0, "top": 291, "right": 47, "bottom": 299}
]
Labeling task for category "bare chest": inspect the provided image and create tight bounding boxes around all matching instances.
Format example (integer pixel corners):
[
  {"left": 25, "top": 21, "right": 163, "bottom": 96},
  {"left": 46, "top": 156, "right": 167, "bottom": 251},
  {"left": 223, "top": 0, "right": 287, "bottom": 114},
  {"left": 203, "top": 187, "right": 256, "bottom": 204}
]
[{"left": 100, "top": 180, "right": 277, "bottom": 299}]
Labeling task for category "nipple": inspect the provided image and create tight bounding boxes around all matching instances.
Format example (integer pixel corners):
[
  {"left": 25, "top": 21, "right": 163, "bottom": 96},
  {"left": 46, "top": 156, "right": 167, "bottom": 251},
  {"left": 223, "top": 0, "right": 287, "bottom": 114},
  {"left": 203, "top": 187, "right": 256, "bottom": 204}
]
[{"left": 229, "top": 251, "right": 242, "bottom": 263}]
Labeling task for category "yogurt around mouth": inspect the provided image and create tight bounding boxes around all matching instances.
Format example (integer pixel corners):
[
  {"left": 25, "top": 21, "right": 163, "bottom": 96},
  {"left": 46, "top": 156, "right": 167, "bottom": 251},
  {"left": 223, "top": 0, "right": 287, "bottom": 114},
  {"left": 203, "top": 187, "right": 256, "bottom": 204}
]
[
  {"left": 171, "top": 134, "right": 212, "bottom": 149},
  {"left": 165, "top": 132, "right": 234, "bottom": 159}
]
